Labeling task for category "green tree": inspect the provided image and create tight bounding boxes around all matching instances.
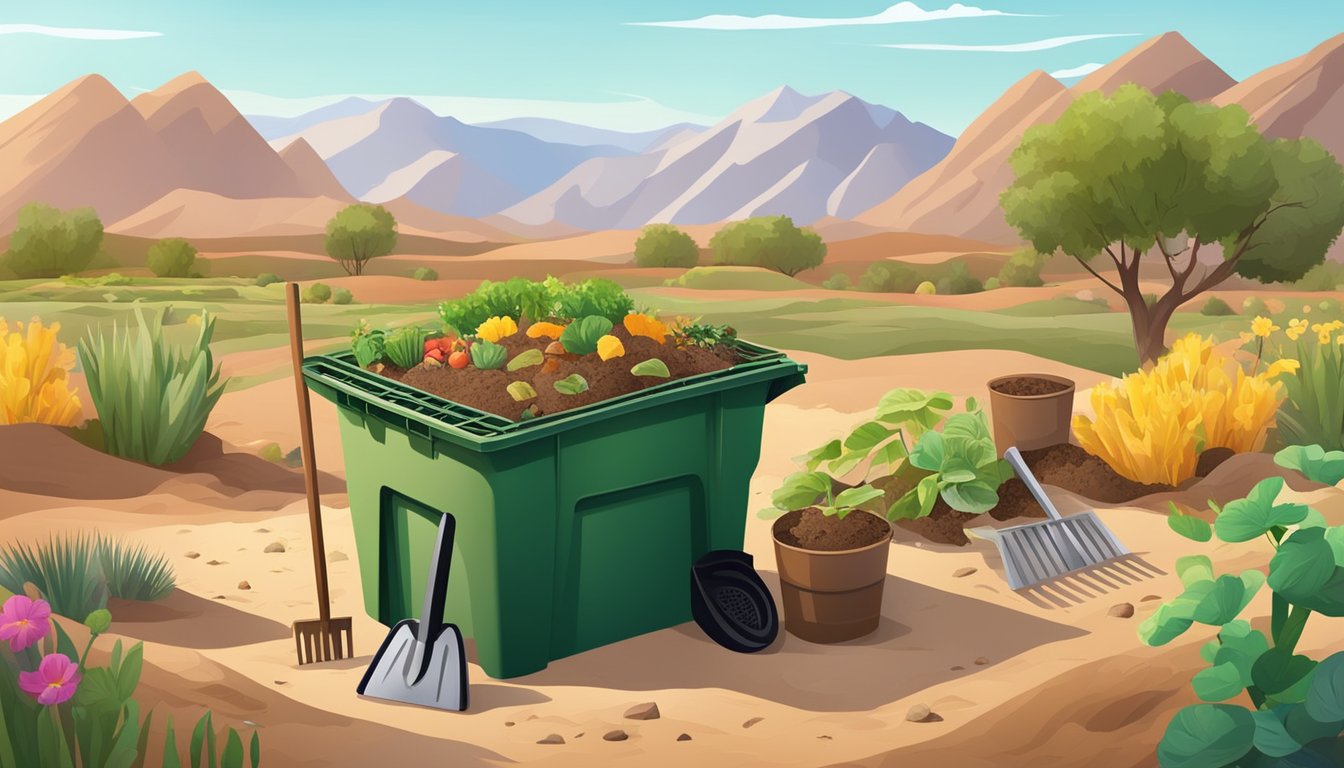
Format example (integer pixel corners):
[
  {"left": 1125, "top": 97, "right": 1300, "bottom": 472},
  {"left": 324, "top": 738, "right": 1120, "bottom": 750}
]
[
  {"left": 634, "top": 224, "right": 699, "bottom": 268},
  {"left": 146, "top": 237, "right": 198, "bottom": 278},
  {"left": 2, "top": 203, "right": 104, "bottom": 278},
  {"left": 1003, "top": 85, "right": 1344, "bottom": 364},
  {"left": 324, "top": 203, "right": 397, "bottom": 276},
  {"left": 710, "top": 215, "right": 826, "bottom": 276},
  {"left": 997, "top": 248, "right": 1047, "bottom": 287}
]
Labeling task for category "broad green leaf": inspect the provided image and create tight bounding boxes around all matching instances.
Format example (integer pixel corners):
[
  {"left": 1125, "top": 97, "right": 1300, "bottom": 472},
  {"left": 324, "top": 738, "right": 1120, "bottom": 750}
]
[
  {"left": 1192, "top": 662, "right": 1247, "bottom": 702},
  {"left": 1268, "top": 527, "right": 1337, "bottom": 602},
  {"left": 222, "top": 730, "right": 243, "bottom": 768},
  {"left": 1306, "top": 651, "right": 1344, "bottom": 723},
  {"left": 630, "top": 358, "right": 670, "bottom": 378},
  {"left": 875, "top": 388, "right": 953, "bottom": 423},
  {"left": 834, "top": 485, "right": 886, "bottom": 510},
  {"left": 796, "top": 439, "right": 841, "bottom": 472},
  {"left": 52, "top": 620, "right": 79, "bottom": 662},
  {"left": 249, "top": 731, "right": 259, "bottom": 768},
  {"left": 826, "top": 450, "right": 867, "bottom": 478},
  {"left": 1168, "top": 502, "right": 1213, "bottom": 542},
  {"left": 190, "top": 711, "right": 207, "bottom": 768},
  {"left": 1192, "top": 575, "right": 1249, "bottom": 626},
  {"left": 75, "top": 667, "right": 123, "bottom": 712},
  {"left": 506, "top": 381, "right": 537, "bottom": 402},
  {"left": 1326, "top": 527, "right": 1344, "bottom": 562},
  {"left": 913, "top": 474, "right": 940, "bottom": 518},
  {"left": 1176, "top": 555, "right": 1215, "bottom": 587},
  {"left": 553, "top": 374, "right": 589, "bottom": 395},
  {"left": 940, "top": 465, "right": 977, "bottom": 484},
  {"left": 887, "top": 489, "right": 924, "bottom": 521},
  {"left": 908, "top": 431, "right": 945, "bottom": 472},
  {"left": 941, "top": 480, "right": 998, "bottom": 514},
  {"left": 1216, "top": 477, "right": 1308, "bottom": 542},
  {"left": 1214, "top": 624, "right": 1269, "bottom": 684},
  {"left": 844, "top": 421, "right": 896, "bottom": 453},
  {"left": 1251, "top": 707, "right": 1304, "bottom": 758},
  {"left": 559, "top": 315, "right": 612, "bottom": 355},
  {"left": 1253, "top": 647, "right": 1317, "bottom": 697},
  {"left": 1156, "top": 704, "right": 1255, "bottom": 768},
  {"left": 1139, "top": 603, "right": 1195, "bottom": 646},
  {"left": 869, "top": 439, "right": 908, "bottom": 470},
  {"left": 1200, "top": 639, "right": 1222, "bottom": 665},
  {"left": 1299, "top": 508, "right": 1329, "bottom": 528},
  {"left": 1274, "top": 444, "right": 1344, "bottom": 486},
  {"left": 469, "top": 339, "right": 508, "bottom": 370},
  {"left": 772, "top": 471, "right": 832, "bottom": 511},
  {"left": 162, "top": 716, "right": 181, "bottom": 768},
  {"left": 117, "top": 643, "right": 145, "bottom": 702},
  {"left": 1283, "top": 701, "right": 1344, "bottom": 750},
  {"left": 964, "top": 396, "right": 979, "bottom": 412},
  {"left": 506, "top": 348, "right": 543, "bottom": 371}
]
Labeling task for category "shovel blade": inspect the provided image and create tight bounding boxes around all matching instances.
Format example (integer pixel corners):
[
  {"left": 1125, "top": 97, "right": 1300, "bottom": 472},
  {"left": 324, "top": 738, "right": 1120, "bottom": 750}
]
[{"left": 357, "top": 620, "right": 468, "bottom": 712}]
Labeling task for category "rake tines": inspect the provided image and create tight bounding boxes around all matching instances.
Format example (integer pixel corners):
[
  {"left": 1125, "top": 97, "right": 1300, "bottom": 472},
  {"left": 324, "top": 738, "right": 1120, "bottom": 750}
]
[{"left": 293, "top": 616, "right": 355, "bottom": 665}]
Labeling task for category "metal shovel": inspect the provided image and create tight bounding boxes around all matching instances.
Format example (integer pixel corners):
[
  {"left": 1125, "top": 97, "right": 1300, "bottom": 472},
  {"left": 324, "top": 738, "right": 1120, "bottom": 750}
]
[
  {"left": 357, "top": 514, "right": 469, "bottom": 711},
  {"left": 992, "top": 446, "right": 1130, "bottom": 590}
]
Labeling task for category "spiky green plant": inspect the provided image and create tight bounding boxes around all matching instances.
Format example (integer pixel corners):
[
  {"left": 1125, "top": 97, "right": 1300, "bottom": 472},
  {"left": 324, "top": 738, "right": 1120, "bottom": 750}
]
[
  {"left": 0, "top": 534, "right": 105, "bottom": 620},
  {"left": 98, "top": 536, "right": 176, "bottom": 602},
  {"left": 79, "top": 307, "right": 227, "bottom": 465}
]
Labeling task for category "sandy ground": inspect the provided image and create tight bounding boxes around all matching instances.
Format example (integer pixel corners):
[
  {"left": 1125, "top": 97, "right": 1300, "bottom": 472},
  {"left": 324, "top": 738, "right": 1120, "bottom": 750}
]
[{"left": 3, "top": 346, "right": 1342, "bottom": 767}]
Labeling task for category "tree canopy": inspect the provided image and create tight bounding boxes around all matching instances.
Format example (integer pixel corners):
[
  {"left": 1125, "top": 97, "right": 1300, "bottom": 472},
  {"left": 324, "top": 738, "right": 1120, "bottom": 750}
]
[
  {"left": 324, "top": 204, "right": 398, "bottom": 276},
  {"left": 1002, "top": 85, "right": 1344, "bottom": 364},
  {"left": 3, "top": 203, "right": 104, "bottom": 279},
  {"left": 710, "top": 215, "right": 826, "bottom": 276},
  {"left": 634, "top": 224, "right": 699, "bottom": 268}
]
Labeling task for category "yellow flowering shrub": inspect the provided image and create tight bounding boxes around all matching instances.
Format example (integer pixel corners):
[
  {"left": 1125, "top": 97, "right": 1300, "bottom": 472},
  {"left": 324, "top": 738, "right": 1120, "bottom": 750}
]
[
  {"left": 0, "top": 317, "right": 82, "bottom": 426},
  {"left": 1073, "top": 333, "right": 1296, "bottom": 485},
  {"left": 476, "top": 315, "right": 518, "bottom": 342},
  {"left": 597, "top": 334, "right": 625, "bottom": 361}
]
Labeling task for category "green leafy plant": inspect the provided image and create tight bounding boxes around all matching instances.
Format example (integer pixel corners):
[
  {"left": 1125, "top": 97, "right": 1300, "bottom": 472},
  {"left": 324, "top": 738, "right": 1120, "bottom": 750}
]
[
  {"left": 1200, "top": 296, "right": 1237, "bottom": 316},
  {"left": 631, "top": 359, "right": 670, "bottom": 378},
  {"left": 0, "top": 533, "right": 176, "bottom": 617},
  {"left": 543, "top": 277, "right": 634, "bottom": 324},
  {"left": 330, "top": 286, "right": 354, "bottom": 305},
  {"left": 771, "top": 472, "right": 885, "bottom": 519},
  {"left": 469, "top": 340, "right": 507, "bottom": 370},
  {"left": 79, "top": 307, "right": 227, "bottom": 466},
  {"left": 180, "top": 710, "right": 261, "bottom": 768},
  {"left": 554, "top": 374, "right": 589, "bottom": 395},
  {"left": 412, "top": 266, "right": 438, "bottom": 281},
  {"left": 1269, "top": 318, "right": 1344, "bottom": 452},
  {"left": 997, "top": 248, "right": 1047, "bottom": 288},
  {"left": 383, "top": 326, "right": 427, "bottom": 369},
  {"left": 506, "top": 349, "right": 543, "bottom": 371},
  {"left": 507, "top": 381, "right": 537, "bottom": 402},
  {"left": 1274, "top": 444, "right": 1344, "bottom": 486},
  {"left": 1143, "top": 474, "right": 1344, "bottom": 767},
  {"left": 349, "top": 321, "right": 386, "bottom": 368},
  {"left": 671, "top": 320, "right": 737, "bottom": 349},
  {"left": 438, "top": 277, "right": 634, "bottom": 335},
  {"left": 559, "top": 316, "right": 613, "bottom": 355},
  {"left": 97, "top": 538, "right": 175, "bottom": 602},
  {"left": 300, "top": 282, "right": 331, "bottom": 304},
  {"left": 254, "top": 273, "right": 280, "bottom": 287}
]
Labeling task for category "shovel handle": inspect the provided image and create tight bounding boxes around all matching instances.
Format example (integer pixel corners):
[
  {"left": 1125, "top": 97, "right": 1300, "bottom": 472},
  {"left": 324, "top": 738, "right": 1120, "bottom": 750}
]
[
  {"left": 408, "top": 514, "right": 455, "bottom": 682},
  {"left": 1004, "top": 447, "right": 1064, "bottom": 522},
  {"left": 287, "top": 283, "right": 333, "bottom": 626}
]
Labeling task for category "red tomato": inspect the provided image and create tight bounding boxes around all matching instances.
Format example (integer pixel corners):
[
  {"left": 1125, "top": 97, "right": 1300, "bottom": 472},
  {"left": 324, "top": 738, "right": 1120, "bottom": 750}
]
[{"left": 448, "top": 350, "right": 470, "bottom": 369}]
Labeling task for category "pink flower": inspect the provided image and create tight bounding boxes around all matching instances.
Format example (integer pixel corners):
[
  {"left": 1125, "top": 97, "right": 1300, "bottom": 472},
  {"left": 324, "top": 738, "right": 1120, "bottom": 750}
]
[
  {"left": 18, "top": 653, "right": 81, "bottom": 706},
  {"left": 0, "top": 595, "right": 51, "bottom": 653}
]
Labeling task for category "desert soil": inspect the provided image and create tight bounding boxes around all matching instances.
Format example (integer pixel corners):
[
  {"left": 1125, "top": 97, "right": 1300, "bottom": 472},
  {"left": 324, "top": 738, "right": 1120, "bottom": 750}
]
[{"left": 2, "top": 346, "right": 1342, "bottom": 768}]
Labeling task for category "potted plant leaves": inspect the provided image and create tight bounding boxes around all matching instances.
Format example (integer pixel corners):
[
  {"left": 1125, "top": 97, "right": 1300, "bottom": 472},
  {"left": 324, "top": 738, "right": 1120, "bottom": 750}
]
[
  {"left": 986, "top": 374, "right": 1076, "bottom": 455},
  {"left": 770, "top": 474, "right": 890, "bottom": 643}
]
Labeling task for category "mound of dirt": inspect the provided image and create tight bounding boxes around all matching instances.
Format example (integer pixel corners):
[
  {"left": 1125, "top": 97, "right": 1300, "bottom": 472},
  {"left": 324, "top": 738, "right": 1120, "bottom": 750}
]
[{"left": 774, "top": 507, "right": 891, "bottom": 551}]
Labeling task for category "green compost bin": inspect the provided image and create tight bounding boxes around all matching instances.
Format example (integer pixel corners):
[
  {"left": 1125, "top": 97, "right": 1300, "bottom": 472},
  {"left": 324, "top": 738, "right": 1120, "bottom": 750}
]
[{"left": 303, "top": 340, "right": 806, "bottom": 679}]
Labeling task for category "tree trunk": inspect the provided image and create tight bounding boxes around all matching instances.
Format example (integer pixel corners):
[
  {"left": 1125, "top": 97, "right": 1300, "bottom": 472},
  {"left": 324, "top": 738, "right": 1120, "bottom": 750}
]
[{"left": 1127, "top": 292, "right": 1179, "bottom": 366}]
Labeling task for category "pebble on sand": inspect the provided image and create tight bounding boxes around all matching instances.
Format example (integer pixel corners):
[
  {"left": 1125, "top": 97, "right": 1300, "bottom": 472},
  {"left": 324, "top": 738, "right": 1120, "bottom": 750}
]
[
  {"left": 1109, "top": 602, "right": 1135, "bottom": 618},
  {"left": 537, "top": 734, "right": 564, "bottom": 745},
  {"left": 603, "top": 730, "right": 628, "bottom": 742},
  {"left": 264, "top": 542, "right": 286, "bottom": 554},
  {"left": 624, "top": 702, "right": 660, "bottom": 720},
  {"left": 952, "top": 567, "right": 978, "bottom": 578}
]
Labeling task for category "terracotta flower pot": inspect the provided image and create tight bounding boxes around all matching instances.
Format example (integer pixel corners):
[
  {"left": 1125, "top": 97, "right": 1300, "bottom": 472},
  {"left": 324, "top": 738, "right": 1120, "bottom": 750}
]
[
  {"left": 771, "top": 511, "right": 892, "bottom": 643},
  {"left": 987, "top": 373, "right": 1076, "bottom": 456}
]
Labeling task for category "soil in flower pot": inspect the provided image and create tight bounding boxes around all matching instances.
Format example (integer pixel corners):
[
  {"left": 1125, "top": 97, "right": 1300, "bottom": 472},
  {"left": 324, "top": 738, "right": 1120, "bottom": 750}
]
[
  {"left": 380, "top": 323, "right": 739, "bottom": 421},
  {"left": 772, "top": 509, "right": 892, "bottom": 643},
  {"left": 987, "top": 374, "right": 1075, "bottom": 455}
]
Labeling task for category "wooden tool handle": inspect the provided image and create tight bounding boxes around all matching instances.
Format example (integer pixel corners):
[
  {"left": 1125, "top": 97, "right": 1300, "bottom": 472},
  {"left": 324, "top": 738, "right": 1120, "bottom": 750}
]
[{"left": 287, "top": 283, "right": 333, "bottom": 624}]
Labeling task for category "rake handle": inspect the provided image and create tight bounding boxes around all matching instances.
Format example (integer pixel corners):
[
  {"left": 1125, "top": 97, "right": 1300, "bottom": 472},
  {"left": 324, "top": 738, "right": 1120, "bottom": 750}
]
[
  {"left": 287, "top": 283, "right": 334, "bottom": 628},
  {"left": 1004, "top": 446, "right": 1064, "bottom": 522}
]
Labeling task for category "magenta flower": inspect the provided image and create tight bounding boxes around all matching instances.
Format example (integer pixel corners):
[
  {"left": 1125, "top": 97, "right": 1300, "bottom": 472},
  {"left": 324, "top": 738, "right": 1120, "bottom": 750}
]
[
  {"left": 0, "top": 595, "right": 52, "bottom": 653},
  {"left": 18, "top": 653, "right": 82, "bottom": 706}
]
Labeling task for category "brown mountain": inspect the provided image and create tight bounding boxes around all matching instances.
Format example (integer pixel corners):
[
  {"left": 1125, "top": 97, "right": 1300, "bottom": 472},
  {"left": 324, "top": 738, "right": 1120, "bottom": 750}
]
[
  {"left": 278, "top": 138, "right": 352, "bottom": 201},
  {"left": 857, "top": 32, "right": 1241, "bottom": 243}
]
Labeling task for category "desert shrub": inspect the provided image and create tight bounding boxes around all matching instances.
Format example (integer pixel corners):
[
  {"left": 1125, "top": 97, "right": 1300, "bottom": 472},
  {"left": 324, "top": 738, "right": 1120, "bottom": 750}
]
[
  {"left": 1141, "top": 471, "right": 1344, "bottom": 768},
  {"left": 301, "top": 282, "right": 332, "bottom": 303},
  {"left": 997, "top": 248, "right": 1047, "bottom": 287},
  {"left": 1292, "top": 261, "right": 1344, "bottom": 291},
  {"left": 1259, "top": 315, "right": 1344, "bottom": 451},
  {"left": 97, "top": 537, "right": 175, "bottom": 602},
  {"left": 822, "top": 273, "right": 851, "bottom": 290},
  {"left": 146, "top": 238, "right": 198, "bottom": 278},
  {"left": 255, "top": 272, "right": 281, "bottom": 287},
  {"left": 324, "top": 203, "right": 397, "bottom": 276},
  {"left": 78, "top": 308, "right": 227, "bottom": 466},
  {"left": 0, "top": 535, "right": 105, "bottom": 619},
  {"left": 1242, "top": 296, "right": 1270, "bottom": 317},
  {"left": 0, "top": 317, "right": 82, "bottom": 427},
  {"left": 1200, "top": 296, "right": 1236, "bottom": 316},
  {"left": 936, "top": 261, "right": 983, "bottom": 295},
  {"left": 710, "top": 216, "right": 825, "bottom": 276},
  {"left": 984, "top": 276, "right": 1001, "bottom": 290},
  {"left": 1073, "top": 333, "right": 1294, "bottom": 485},
  {"left": 331, "top": 286, "right": 354, "bottom": 305},
  {"left": 437, "top": 277, "right": 633, "bottom": 335},
  {"left": 857, "top": 262, "right": 919, "bottom": 293},
  {"left": 915, "top": 281, "right": 936, "bottom": 295},
  {"left": 412, "top": 266, "right": 438, "bottom": 281},
  {"left": 2, "top": 203, "right": 104, "bottom": 278},
  {"left": 634, "top": 224, "right": 699, "bottom": 268}
]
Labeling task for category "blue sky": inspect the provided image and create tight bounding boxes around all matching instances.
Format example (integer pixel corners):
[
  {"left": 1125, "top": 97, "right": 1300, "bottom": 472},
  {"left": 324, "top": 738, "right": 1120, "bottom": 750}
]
[{"left": 1, "top": 2, "right": 1340, "bottom": 134}]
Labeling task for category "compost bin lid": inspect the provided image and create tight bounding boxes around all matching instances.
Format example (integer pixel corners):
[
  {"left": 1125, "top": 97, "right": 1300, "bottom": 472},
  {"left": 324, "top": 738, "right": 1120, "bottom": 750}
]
[{"left": 690, "top": 550, "right": 779, "bottom": 653}]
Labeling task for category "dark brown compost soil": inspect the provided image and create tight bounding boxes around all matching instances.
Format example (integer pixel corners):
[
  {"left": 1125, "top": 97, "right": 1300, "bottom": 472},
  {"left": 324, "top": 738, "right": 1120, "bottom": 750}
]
[
  {"left": 990, "top": 376, "right": 1071, "bottom": 397},
  {"left": 376, "top": 322, "right": 738, "bottom": 421},
  {"left": 773, "top": 508, "right": 891, "bottom": 552}
]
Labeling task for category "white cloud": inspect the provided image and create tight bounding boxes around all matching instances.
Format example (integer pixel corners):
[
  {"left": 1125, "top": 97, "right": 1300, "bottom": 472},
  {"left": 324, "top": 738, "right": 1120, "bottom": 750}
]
[
  {"left": 628, "top": 2, "right": 1040, "bottom": 31},
  {"left": 0, "top": 23, "right": 161, "bottom": 40},
  {"left": 879, "top": 33, "right": 1141, "bottom": 52},
  {"left": 1050, "top": 62, "right": 1104, "bottom": 79}
]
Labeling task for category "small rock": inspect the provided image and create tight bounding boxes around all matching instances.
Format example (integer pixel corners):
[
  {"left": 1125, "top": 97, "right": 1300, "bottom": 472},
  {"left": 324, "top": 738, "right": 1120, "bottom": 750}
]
[
  {"left": 952, "top": 567, "right": 978, "bottom": 578},
  {"left": 906, "top": 704, "right": 932, "bottom": 722},
  {"left": 1141, "top": 594, "right": 1163, "bottom": 602},
  {"left": 184, "top": 551, "right": 200, "bottom": 559},
  {"left": 624, "top": 702, "right": 660, "bottom": 720},
  {"left": 242, "top": 720, "right": 258, "bottom": 728},
  {"left": 537, "top": 734, "right": 565, "bottom": 745},
  {"left": 178, "top": 529, "right": 191, "bottom": 534},
  {"left": 574, "top": 732, "right": 584, "bottom": 739},
  {"left": 603, "top": 729, "right": 628, "bottom": 742},
  {"left": 206, "top": 560, "right": 225, "bottom": 566},
  {"left": 742, "top": 717, "right": 764, "bottom": 729},
  {"left": 677, "top": 733, "right": 692, "bottom": 742},
  {"left": 818, "top": 735, "right": 832, "bottom": 740},
  {"left": 254, "top": 528, "right": 271, "bottom": 533},
  {"left": 974, "top": 657, "right": 989, "bottom": 666},
  {"left": 274, "top": 681, "right": 287, "bottom": 685},
  {"left": 1109, "top": 602, "right": 1135, "bottom": 619},
  {"left": 504, "top": 721, "right": 514, "bottom": 727},
  {"left": 237, "top": 581, "right": 251, "bottom": 590},
  {"left": 264, "top": 542, "right": 286, "bottom": 554},
  {"left": 950, "top": 665, "right": 964, "bottom": 671},
  {"left": 526, "top": 715, "right": 538, "bottom": 721},
  {"left": 212, "top": 595, "right": 225, "bottom": 600},
  {"left": 329, "top": 551, "right": 349, "bottom": 563}
]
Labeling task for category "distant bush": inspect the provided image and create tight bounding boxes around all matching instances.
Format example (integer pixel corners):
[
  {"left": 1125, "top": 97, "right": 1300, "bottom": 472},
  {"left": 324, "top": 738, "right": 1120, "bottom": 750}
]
[
  {"left": 915, "top": 281, "right": 936, "bottom": 295},
  {"left": 331, "top": 286, "right": 354, "bottom": 305},
  {"left": 822, "top": 273, "right": 851, "bottom": 290},
  {"left": 146, "top": 238, "right": 198, "bottom": 278},
  {"left": 412, "top": 266, "right": 439, "bottom": 281},
  {"left": 3, "top": 203, "right": 104, "bottom": 278},
  {"left": 301, "top": 282, "right": 333, "bottom": 304},
  {"left": 1199, "top": 296, "right": 1236, "bottom": 316},
  {"left": 255, "top": 272, "right": 281, "bottom": 287},
  {"left": 858, "top": 262, "right": 919, "bottom": 293},
  {"left": 997, "top": 248, "right": 1047, "bottom": 287},
  {"left": 936, "top": 261, "right": 983, "bottom": 295},
  {"left": 1292, "top": 261, "right": 1344, "bottom": 291},
  {"left": 324, "top": 203, "right": 397, "bottom": 276},
  {"left": 61, "top": 273, "right": 132, "bottom": 287},
  {"left": 1242, "top": 296, "right": 1270, "bottom": 317},
  {"left": 984, "top": 276, "right": 1001, "bottom": 290},
  {"left": 634, "top": 224, "right": 699, "bottom": 268},
  {"left": 710, "top": 216, "right": 825, "bottom": 276}
]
